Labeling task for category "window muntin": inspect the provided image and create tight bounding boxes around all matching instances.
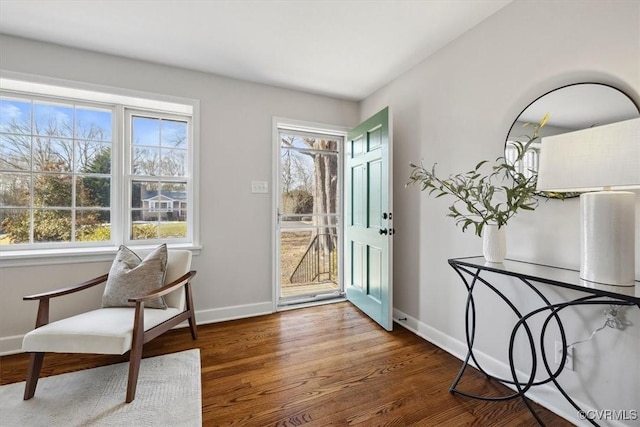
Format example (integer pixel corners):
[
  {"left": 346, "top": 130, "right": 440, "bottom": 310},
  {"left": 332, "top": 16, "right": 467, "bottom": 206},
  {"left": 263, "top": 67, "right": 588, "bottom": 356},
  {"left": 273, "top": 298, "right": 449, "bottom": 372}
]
[{"left": 0, "top": 90, "right": 194, "bottom": 251}]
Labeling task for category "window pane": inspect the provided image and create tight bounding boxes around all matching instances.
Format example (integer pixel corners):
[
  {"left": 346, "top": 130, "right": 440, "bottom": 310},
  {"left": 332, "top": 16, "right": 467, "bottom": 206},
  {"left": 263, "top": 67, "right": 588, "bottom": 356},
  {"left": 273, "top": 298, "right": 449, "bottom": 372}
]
[
  {"left": 33, "top": 173, "right": 72, "bottom": 207},
  {"left": 281, "top": 227, "right": 338, "bottom": 288},
  {"left": 130, "top": 181, "right": 187, "bottom": 240},
  {"left": 132, "top": 147, "right": 160, "bottom": 175},
  {"left": 161, "top": 119, "right": 187, "bottom": 148},
  {"left": 0, "top": 135, "right": 31, "bottom": 171},
  {"left": 76, "top": 142, "right": 111, "bottom": 173},
  {"left": 160, "top": 181, "right": 187, "bottom": 194},
  {"left": 0, "top": 208, "right": 29, "bottom": 244},
  {"left": 33, "top": 209, "right": 71, "bottom": 242},
  {"left": 160, "top": 148, "right": 187, "bottom": 176},
  {"left": 75, "top": 210, "right": 110, "bottom": 242},
  {"left": 32, "top": 138, "right": 73, "bottom": 172},
  {"left": 280, "top": 150, "right": 338, "bottom": 216},
  {"left": 132, "top": 116, "right": 160, "bottom": 147},
  {"left": 34, "top": 102, "right": 73, "bottom": 138},
  {"left": 280, "top": 148, "right": 313, "bottom": 214},
  {"left": 0, "top": 173, "right": 30, "bottom": 207},
  {"left": 0, "top": 98, "right": 31, "bottom": 134},
  {"left": 75, "top": 108, "right": 112, "bottom": 141},
  {"left": 76, "top": 176, "right": 110, "bottom": 207},
  {"left": 140, "top": 182, "right": 186, "bottom": 221},
  {"left": 160, "top": 216, "right": 187, "bottom": 238},
  {"left": 131, "top": 181, "right": 160, "bottom": 210},
  {"left": 131, "top": 218, "right": 159, "bottom": 240}
]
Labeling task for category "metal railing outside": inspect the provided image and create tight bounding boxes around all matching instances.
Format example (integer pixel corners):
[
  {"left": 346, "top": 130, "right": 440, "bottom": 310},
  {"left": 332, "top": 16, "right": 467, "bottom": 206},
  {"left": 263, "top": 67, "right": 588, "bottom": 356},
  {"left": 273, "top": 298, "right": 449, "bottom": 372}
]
[{"left": 289, "top": 233, "right": 337, "bottom": 284}]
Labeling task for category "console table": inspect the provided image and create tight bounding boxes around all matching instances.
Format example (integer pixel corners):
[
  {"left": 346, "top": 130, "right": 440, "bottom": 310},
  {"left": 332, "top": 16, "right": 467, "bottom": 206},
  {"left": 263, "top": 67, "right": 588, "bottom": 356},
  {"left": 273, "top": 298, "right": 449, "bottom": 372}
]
[{"left": 448, "top": 256, "right": 640, "bottom": 426}]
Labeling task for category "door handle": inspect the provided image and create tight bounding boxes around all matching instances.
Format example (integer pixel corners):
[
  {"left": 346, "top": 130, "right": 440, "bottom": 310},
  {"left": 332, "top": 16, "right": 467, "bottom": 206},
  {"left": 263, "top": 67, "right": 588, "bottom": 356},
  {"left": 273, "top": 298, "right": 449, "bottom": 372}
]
[{"left": 379, "top": 228, "right": 388, "bottom": 235}]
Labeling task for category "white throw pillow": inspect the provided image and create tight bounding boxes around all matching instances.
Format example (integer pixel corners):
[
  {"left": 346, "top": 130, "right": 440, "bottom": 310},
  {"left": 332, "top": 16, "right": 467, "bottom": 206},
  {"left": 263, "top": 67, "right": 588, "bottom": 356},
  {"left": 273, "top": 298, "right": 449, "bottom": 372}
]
[{"left": 101, "top": 244, "right": 168, "bottom": 309}]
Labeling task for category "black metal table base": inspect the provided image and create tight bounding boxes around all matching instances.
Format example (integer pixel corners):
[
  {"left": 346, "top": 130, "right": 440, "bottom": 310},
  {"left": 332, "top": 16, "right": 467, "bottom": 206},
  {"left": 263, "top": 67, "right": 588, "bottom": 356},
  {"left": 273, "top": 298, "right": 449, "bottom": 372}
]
[{"left": 448, "top": 257, "right": 639, "bottom": 427}]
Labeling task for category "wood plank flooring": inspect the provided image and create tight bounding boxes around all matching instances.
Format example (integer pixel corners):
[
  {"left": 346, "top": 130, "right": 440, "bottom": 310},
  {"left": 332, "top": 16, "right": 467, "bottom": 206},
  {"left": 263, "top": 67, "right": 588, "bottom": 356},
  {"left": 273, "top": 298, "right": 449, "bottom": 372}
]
[{"left": 1, "top": 302, "right": 572, "bottom": 426}]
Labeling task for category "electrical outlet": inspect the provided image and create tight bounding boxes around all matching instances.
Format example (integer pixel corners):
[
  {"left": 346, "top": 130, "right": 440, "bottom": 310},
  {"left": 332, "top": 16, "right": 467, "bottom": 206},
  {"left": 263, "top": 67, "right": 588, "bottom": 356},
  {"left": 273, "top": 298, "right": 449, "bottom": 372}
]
[{"left": 555, "top": 341, "right": 574, "bottom": 371}]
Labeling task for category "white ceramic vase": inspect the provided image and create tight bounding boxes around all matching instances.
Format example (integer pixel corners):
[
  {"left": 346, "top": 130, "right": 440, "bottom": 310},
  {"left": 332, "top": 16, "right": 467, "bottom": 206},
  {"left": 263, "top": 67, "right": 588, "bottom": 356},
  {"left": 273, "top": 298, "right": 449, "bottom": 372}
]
[{"left": 483, "top": 224, "right": 506, "bottom": 263}]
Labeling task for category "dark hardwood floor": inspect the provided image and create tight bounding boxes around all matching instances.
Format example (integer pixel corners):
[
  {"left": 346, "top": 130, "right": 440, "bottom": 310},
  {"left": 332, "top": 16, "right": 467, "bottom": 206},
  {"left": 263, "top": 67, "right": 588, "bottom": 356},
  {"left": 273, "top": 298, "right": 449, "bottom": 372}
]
[{"left": 1, "top": 302, "right": 572, "bottom": 426}]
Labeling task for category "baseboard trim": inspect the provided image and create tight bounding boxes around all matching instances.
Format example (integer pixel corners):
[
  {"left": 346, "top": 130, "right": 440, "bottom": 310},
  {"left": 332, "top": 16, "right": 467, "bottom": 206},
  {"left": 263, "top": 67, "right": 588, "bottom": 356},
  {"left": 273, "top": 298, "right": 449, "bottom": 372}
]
[
  {"left": 1, "top": 301, "right": 275, "bottom": 356},
  {"left": 392, "top": 308, "right": 626, "bottom": 427},
  {"left": 193, "top": 301, "right": 274, "bottom": 325}
]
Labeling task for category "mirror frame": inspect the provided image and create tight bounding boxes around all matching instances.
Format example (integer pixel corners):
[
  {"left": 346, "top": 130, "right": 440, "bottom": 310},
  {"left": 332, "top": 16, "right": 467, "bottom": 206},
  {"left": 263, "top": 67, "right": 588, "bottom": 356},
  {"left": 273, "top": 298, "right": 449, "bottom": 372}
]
[{"left": 505, "top": 82, "right": 640, "bottom": 198}]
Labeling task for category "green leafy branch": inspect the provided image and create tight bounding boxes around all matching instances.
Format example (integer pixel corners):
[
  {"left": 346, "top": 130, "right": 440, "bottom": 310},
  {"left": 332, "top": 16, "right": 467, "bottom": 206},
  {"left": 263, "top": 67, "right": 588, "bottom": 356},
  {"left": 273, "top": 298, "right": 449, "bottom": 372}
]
[{"left": 406, "top": 114, "right": 557, "bottom": 237}]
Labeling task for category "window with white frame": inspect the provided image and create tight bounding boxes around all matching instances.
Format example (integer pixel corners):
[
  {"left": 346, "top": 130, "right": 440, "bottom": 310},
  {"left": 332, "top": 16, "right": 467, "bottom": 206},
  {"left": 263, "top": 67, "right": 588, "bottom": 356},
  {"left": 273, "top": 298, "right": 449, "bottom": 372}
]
[
  {"left": 505, "top": 140, "right": 540, "bottom": 180},
  {"left": 127, "top": 111, "right": 190, "bottom": 241},
  {"left": 0, "top": 82, "right": 197, "bottom": 252}
]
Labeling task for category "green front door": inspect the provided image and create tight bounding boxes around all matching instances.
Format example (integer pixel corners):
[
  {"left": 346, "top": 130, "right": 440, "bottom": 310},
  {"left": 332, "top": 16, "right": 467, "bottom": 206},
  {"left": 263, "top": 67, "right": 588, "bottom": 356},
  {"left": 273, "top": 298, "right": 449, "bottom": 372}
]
[{"left": 345, "top": 107, "right": 393, "bottom": 330}]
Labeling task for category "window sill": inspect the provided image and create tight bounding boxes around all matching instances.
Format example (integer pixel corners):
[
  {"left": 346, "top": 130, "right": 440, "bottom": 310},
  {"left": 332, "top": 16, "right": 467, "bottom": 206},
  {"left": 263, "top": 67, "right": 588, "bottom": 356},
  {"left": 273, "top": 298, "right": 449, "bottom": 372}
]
[{"left": 0, "top": 244, "right": 202, "bottom": 268}]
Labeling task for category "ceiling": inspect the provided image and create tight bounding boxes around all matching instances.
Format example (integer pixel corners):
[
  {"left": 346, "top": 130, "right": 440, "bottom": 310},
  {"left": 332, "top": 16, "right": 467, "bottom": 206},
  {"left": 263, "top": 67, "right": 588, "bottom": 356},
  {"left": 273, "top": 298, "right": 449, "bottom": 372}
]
[{"left": 0, "top": 0, "right": 512, "bottom": 101}]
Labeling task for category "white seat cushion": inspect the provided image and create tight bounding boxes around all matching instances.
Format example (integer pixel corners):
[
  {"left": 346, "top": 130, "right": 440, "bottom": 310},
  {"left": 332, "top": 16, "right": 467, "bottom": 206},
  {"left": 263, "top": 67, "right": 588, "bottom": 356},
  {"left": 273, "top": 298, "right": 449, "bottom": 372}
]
[{"left": 22, "top": 307, "right": 180, "bottom": 355}]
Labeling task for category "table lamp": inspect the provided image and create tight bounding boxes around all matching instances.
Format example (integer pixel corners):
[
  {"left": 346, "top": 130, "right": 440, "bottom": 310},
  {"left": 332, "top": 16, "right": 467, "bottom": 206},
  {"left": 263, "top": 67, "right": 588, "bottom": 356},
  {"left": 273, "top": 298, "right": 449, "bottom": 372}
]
[{"left": 536, "top": 118, "right": 640, "bottom": 286}]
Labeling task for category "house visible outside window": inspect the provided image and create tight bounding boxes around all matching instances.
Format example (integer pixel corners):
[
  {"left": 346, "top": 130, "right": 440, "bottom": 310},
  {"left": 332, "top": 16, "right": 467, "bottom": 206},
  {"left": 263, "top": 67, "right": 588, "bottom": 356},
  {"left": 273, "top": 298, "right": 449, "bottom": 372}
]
[
  {"left": 149, "top": 200, "right": 173, "bottom": 213},
  {"left": 0, "top": 79, "right": 198, "bottom": 258}
]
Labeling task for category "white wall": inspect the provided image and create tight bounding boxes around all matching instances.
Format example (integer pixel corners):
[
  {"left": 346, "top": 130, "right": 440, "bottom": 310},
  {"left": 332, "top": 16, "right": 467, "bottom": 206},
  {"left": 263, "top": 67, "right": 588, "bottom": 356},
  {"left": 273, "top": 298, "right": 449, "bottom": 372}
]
[
  {"left": 361, "top": 0, "right": 639, "bottom": 425},
  {"left": 0, "top": 35, "right": 359, "bottom": 350}
]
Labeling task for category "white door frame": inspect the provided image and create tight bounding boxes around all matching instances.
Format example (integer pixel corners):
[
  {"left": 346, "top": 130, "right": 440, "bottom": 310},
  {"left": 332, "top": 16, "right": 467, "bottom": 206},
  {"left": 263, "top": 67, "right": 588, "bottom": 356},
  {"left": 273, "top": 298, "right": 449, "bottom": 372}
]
[{"left": 272, "top": 117, "right": 349, "bottom": 311}]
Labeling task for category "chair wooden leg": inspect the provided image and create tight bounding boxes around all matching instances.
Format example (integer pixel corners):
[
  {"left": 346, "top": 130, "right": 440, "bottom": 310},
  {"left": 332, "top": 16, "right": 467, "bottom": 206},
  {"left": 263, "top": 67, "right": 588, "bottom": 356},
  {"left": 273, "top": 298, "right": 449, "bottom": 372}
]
[
  {"left": 185, "top": 282, "right": 197, "bottom": 340},
  {"left": 126, "top": 348, "right": 143, "bottom": 403},
  {"left": 188, "top": 311, "right": 198, "bottom": 340},
  {"left": 126, "top": 305, "right": 145, "bottom": 403},
  {"left": 24, "top": 352, "right": 45, "bottom": 400}
]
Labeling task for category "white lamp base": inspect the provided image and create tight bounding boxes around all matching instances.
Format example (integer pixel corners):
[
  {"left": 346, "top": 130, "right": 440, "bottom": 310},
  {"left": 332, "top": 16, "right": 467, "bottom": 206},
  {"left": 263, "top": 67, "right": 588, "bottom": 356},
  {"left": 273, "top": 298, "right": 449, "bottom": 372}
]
[{"left": 580, "top": 191, "right": 636, "bottom": 286}]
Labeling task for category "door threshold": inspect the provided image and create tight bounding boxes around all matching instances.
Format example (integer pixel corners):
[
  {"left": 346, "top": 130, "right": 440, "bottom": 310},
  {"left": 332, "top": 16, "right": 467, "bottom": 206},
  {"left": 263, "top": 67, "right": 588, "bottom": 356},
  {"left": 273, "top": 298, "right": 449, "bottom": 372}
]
[{"left": 277, "top": 296, "right": 347, "bottom": 312}]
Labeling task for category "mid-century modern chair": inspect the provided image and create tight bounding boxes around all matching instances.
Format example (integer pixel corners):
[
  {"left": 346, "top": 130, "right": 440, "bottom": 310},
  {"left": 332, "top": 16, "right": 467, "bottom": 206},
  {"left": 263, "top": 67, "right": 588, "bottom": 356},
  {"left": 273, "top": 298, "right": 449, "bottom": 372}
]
[{"left": 21, "top": 248, "right": 197, "bottom": 403}]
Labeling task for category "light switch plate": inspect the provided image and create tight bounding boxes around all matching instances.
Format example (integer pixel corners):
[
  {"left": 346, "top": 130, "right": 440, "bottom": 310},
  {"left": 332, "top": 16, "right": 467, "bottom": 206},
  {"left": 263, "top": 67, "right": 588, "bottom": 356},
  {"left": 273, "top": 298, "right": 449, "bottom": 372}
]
[{"left": 251, "top": 180, "right": 268, "bottom": 193}]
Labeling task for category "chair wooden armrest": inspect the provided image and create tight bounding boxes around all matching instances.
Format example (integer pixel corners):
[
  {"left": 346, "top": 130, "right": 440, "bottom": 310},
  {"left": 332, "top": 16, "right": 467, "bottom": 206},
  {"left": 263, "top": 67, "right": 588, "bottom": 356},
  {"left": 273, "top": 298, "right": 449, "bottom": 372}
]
[
  {"left": 127, "top": 271, "right": 197, "bottom": 304},
  {"left": 23, "top": 274, "right": 109, "bottom": 301},
  {"left": 23, "top": 274, "right": 110, "bottom": 329}
]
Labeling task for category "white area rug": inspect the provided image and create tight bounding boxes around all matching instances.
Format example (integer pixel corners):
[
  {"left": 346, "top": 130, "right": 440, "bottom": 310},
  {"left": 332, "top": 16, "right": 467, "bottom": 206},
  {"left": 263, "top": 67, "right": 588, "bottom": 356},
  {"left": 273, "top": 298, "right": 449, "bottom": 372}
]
[{"left": 0, "top": 349, "right": 201, "bottom": 427}]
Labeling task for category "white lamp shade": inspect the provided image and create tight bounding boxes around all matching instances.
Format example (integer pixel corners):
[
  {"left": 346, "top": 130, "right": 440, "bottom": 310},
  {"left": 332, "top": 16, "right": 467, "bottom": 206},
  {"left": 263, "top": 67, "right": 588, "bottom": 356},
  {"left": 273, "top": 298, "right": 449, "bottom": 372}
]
[
  {"left": 536, "top": 118, "right": 640, "bottom": 192},
  {"left": 536, "top": 117, "right": 639, "bottom": 286}
]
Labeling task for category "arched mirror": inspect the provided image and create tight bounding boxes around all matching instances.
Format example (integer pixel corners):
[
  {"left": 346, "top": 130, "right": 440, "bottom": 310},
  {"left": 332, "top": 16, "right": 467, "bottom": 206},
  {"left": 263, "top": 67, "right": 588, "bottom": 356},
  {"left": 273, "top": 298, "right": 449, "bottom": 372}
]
[{"left": 505, "top": 83, "right": 640, "bottom": 197}]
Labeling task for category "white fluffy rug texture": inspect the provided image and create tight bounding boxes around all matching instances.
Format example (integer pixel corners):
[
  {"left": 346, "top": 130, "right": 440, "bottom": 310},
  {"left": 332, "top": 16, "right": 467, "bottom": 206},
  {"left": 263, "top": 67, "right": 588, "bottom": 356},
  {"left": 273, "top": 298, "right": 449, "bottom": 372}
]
[{"left": 0, "top": 349, "right": 201, "bottom": 427}]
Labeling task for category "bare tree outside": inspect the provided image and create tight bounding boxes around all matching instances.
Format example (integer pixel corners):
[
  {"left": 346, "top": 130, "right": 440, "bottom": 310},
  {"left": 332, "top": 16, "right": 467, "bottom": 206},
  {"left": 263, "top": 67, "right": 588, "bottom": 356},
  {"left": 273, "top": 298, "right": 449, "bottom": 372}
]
[
  {"left": 1, "top": 96, "right": 193, "bottom": 246},
  {"left": 0, "top": 99, "right": 112, "bottom": 244}
]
